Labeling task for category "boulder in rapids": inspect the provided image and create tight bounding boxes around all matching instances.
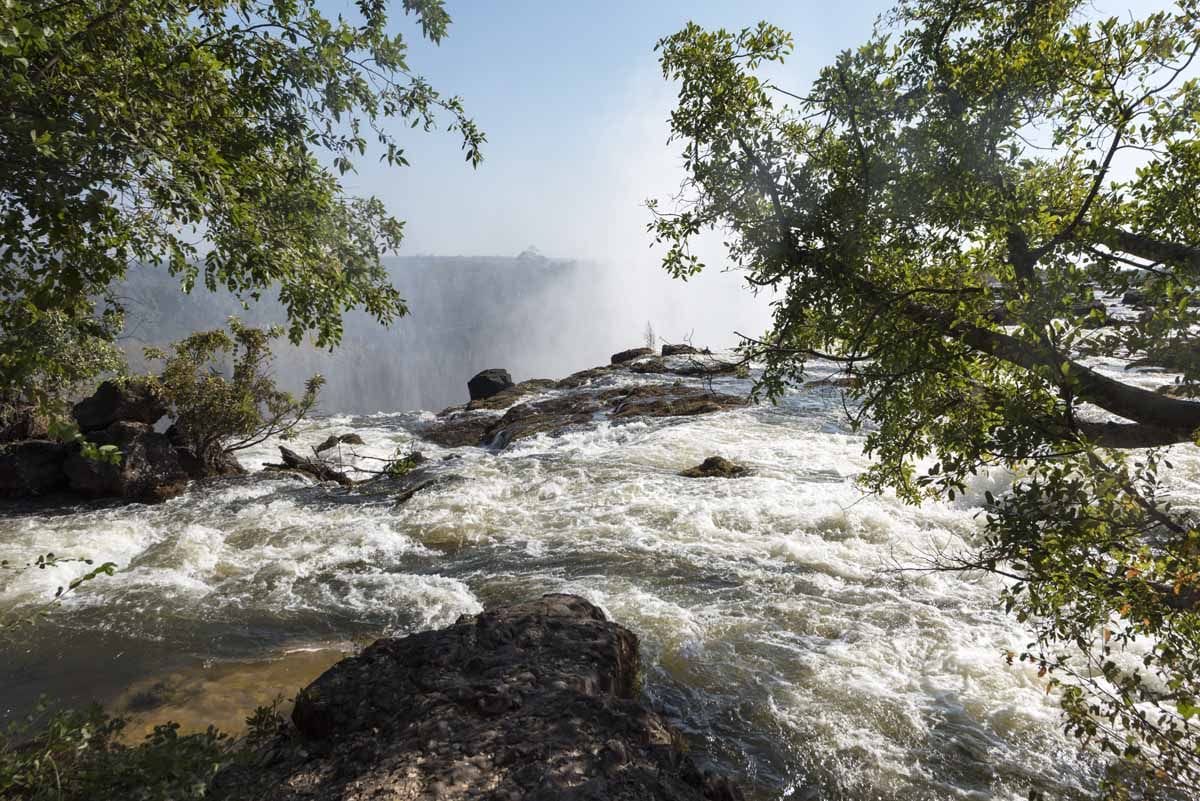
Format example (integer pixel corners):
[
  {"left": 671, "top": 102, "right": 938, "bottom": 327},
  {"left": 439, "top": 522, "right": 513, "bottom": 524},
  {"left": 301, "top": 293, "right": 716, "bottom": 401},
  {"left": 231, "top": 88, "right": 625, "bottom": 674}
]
[
  {"left": 72, "top": 379, "right": 166, "bottom": 432},
  {"left": 467, "top": 368, "right": 514, "bottom": 401},
  {"left": 214, "top": 594, "right": 743, "bottom": 801},
  {"left": 662, "top": 343, "right": 699, "bottom": 356},
  {"left": 610, "top": 346, "right": 654, "bottom": 364},
  {"left": 680, "top": 455, "right": 751, "bottom": 478},
  {"left": 63, "top": 421, "right": 189, "bottom": 502},
  {"left": 0, "top": 440, "right": 69, "bottom": 497}
]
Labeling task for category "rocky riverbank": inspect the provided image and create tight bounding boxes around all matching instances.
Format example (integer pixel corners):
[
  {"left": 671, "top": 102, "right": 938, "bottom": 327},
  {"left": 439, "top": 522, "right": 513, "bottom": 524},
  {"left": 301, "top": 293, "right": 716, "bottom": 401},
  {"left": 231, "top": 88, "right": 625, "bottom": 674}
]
[
  {"left": 212, "top": 594, "right": 743, "bottom": 801},
  {"left": 1, "top": 346, "right": 750, "bottom": 505}
]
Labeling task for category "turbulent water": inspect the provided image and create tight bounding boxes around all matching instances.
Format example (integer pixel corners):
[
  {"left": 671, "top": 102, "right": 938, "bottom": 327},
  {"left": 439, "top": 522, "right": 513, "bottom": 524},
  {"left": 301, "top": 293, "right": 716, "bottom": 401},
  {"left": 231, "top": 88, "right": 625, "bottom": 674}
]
[{"left": 5, "top": 359, "right": 1170, "bottom": 800}]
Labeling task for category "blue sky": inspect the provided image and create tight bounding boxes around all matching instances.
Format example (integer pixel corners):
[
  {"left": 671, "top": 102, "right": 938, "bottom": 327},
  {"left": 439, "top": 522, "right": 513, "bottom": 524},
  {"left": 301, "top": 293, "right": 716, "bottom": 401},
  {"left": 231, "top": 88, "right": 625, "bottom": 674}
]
[
  {"left": 341, "top": 0, "right": 895, "bottom": 259},
  {"left": 326, "top": 1, "right": 1171, "bottom": 348}
]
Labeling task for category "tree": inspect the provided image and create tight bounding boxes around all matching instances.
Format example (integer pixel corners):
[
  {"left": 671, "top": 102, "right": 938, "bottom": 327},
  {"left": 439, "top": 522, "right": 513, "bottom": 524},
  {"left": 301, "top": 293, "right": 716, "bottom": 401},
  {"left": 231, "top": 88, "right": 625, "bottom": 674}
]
[
  {"left": 0, "top": 0, "right": 484, "bottom": 410},
  {"left": 146, "top": 320, "right": 322, "bottom": 472},
  {"left": 652, "top": 1, "right": 1200, "bottom": 795}
]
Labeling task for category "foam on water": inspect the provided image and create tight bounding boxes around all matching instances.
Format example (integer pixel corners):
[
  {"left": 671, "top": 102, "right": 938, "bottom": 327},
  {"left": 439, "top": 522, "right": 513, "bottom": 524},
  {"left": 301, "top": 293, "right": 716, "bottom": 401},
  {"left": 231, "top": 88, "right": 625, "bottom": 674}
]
[{"left": 2, "top": 357, "right": 1165, "bottom": 799}]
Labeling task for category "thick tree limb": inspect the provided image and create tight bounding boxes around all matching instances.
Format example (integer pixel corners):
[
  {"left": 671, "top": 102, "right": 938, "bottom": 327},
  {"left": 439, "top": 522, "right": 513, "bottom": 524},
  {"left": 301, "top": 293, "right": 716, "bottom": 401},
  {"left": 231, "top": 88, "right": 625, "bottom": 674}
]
[{"left": 1086, "top": 226, "right": 1200, "bottom": 272}]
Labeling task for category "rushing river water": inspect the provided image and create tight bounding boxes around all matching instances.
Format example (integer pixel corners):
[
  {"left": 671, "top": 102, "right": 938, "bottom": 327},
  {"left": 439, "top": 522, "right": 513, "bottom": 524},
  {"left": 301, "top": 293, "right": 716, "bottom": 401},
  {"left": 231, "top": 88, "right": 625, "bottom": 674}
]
[{"left": 1, "top": 360, "right": 1143, "bottom": 800}]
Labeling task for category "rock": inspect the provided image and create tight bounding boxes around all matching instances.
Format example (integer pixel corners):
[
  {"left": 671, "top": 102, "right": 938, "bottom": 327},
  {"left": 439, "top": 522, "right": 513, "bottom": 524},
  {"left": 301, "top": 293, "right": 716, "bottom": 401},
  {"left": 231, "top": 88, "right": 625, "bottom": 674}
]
[
  {"left": 1123, "top": 289, "right": 1149, "bottom": 308},
  {"left": 610, "top": 347, "right": 654, "bottom": 365},
  {"left": 314, "top": 432, "right": 365, "bottom": 454},
  {"left": 485, "top": 395, "right": 603, "bottom": 448},
  {"left": 0, "top": 440, "right": 69, "bottom": 497},
  {"left": 804, "top": 375, "right": 861, "bottom": 390},
  {"left": 556, "top": 365, "right": 617, "bottom": 389},
  {"left": 467, "top": 369, "right": 514, "bottom": 402},
  {"left": 466, "top": 378, "right": 557, "bottom": 411},
  {"left": 608, "top": 384, "right": 746, "bottom": 419},
  {"left": 72, "top": 379, "right": 166, "bottom": 432},
  {"left": 0, "top": 404, "right": 49, "bottom": 443},
  {"left": 265, "top": 445, "right": 352, "bottom": 486},
  {"left": 165, "top": 423, "right": 245, "bottom": 480},
  {"left": 680, "top": 456, "right": 750, "bottom": 478},
  {"left": 63, "top": 421, "right": 189, "bottom": 502},
  {"left": 662, "top": 343, "right": 699, "bottom": 356},
  {"left": 420, "top": 412, "right": 494, "bottom": 448},
  {"left": 216, "top": 595, "right": 742, "bottom": 801}
]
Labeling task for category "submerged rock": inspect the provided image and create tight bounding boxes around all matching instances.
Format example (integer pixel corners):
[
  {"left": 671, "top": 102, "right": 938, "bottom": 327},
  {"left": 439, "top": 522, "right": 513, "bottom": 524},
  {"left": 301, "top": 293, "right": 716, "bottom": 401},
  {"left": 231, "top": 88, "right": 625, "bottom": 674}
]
[
  {"left": 467, "top": 368, "right": 514, "bottom": 401},
  {"left": 63, "top": 421, "right": 189, "bottom": 502},
  {"left": 215, "top": 594, "right": 742, "bottom": 801},
  {"left": 72, "top": 379, "right": 166, "bottom": 432},
  {"left": 610, "top": 347, "right": 654, "bottom": 364},
  {"left": 680, "top": 456, "right": 750, "bottom": 478},
  {"left": 0, "top": 440, "right": 69, "bottom": 498}
]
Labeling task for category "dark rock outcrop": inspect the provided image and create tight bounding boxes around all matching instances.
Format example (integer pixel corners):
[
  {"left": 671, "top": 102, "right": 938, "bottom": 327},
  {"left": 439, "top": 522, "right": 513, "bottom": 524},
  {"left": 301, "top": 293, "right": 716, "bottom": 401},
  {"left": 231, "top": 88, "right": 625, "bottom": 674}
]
[
  {"left": 556, "top": 365, "right": 617, "bottom": 389},
  {"left": 662, "top": 343, "right": 699, "bottom": 356},
  {"left": 468, "top": 369, "right": 515, "bottom": 402},
  {"left": 0, "top": 404, "right": 49, "bottom": 443},
  {"left": 680, "top": 456, "right": 750, "bottom": 479},
  {"left": 423, "top": 381, "right": 746, "bottom": 451},
  {"left": 72, "top": 379, "right": 166, "bottom": 432},
  {"left": 610, "top": 347, "right": 654, "bottom": 365},
  {"left": 215, "top": 595, "right": 742, "bottom": 801},
  {"left": 466, "top": 379, "right": 557, "bottom": 411},
  {"left": 0, "top": 440, "right": 69, "bottom": 497},
  {"left": 63, "top": 421, "right": 189, "bottom": 502},
  {"left": 315, "top": 432, "right": 366, "bottom": 454}
]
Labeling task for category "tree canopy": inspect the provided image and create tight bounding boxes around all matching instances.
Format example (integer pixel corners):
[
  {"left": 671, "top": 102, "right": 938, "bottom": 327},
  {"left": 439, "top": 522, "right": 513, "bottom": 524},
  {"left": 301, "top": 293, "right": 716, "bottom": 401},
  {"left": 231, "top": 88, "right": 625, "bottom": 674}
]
[
  {"left": 653, "top": 0, "right": 1200, "bottom": 794},
  {"left": 0, "top": 0, "right": 483, "bottom": 410}
]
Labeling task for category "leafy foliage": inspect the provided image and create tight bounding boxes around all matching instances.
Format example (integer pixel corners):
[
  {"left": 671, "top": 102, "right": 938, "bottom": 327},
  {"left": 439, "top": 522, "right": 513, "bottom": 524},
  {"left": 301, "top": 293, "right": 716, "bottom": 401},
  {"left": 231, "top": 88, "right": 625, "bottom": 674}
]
[
  {"left": 0, "top": 702, "right": 231, "bottom": 801},
  {"left": 653, "top": 1, "right": 1200, "bottom": 795},
  {"left": 0, "top": 554, "right": 117, "bottom": 636},
  {"left": 146, "top": 319, "right": 323, "bottom": 471},
  {"left": 0, "top": 0, "right": 484, "bottom": 408}
]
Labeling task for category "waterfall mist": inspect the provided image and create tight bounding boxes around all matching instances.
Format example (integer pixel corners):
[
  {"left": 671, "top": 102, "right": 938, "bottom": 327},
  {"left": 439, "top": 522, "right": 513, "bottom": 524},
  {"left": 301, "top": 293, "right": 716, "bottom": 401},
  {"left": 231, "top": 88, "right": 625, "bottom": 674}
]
[{"left": 117, "top": 251, "right": 770, "bottom": 414}]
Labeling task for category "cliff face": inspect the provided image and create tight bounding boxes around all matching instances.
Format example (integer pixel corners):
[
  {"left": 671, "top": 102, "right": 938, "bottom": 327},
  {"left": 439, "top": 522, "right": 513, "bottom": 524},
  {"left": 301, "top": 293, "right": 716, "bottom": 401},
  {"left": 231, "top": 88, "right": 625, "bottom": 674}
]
[{"left": 213, "top": 595, "right": 743, "bottom": 801}]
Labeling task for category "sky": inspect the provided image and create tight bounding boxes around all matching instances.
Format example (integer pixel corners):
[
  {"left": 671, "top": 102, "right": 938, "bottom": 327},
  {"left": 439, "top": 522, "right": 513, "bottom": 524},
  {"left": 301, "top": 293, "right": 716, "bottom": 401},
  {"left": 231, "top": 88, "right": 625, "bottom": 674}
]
[
  {"left": 340, "top": 0, "right": 894, "bottom": 260},
  {"left": 321, "top": 0, "right": 1173, "bottom": 349}
]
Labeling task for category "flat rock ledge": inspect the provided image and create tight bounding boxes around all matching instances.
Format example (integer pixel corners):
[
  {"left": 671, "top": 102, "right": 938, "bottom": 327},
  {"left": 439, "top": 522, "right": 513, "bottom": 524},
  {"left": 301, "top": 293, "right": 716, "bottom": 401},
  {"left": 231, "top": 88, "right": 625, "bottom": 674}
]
[{"left": 214, "top": 595, "right": 742, "bottom": 801}]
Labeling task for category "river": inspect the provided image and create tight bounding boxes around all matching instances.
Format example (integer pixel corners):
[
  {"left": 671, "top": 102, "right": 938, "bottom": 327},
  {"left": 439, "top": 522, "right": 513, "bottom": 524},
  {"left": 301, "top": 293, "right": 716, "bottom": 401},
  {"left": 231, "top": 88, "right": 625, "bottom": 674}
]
[{"left": 0, "top": 360, "right": 1124, "bottom": 800}]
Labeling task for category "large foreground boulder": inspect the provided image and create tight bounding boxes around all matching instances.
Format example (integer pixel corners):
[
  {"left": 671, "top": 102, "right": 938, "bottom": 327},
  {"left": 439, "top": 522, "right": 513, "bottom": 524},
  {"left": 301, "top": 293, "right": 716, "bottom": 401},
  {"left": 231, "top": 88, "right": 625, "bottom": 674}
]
[
  {"left": 467, "top": 368, "right": 514, "bottom": 401},
  {"left": 72, "top": 379, "right": 166, "bottom": 432},
  {"left": 63, "top": 421, "right": 189, "bottom": 502},
  {"left": 0, "top": 440, "right": 69, "bottom": 497},
  {"left": 215, "top": 595, "right": 742, "bottom": 801}
]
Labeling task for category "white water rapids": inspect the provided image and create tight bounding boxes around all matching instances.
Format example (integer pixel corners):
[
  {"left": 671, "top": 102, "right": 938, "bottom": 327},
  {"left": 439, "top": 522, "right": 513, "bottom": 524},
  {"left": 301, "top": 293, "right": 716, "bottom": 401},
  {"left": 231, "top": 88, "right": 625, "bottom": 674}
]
[{"left": 7, "top": 358, "right": 1184, "bottom": 800}]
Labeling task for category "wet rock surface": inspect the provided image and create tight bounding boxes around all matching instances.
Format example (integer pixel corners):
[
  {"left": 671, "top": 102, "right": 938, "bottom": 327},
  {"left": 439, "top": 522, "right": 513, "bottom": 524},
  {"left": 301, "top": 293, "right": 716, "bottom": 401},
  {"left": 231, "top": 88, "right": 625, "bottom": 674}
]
[
  {"left": 72, "top": 379, "right": 166, "bottom": 432},
  {"left": 422, "top": 370, "right": 746, "bottom": 450},
  {"left": 0, "top": 440, "right": 69, "bottom": 497},
  {"left": 610, "top": 347, "right": 654, "bottom": 365},
  {"left": 213, "top": 594, "right": 743, "bottom": 801},
  {"left": 680, "top": 456, "right": 750, "bottom": 479},
  {"left": 63, "top": 421, "right": 190, "bottom": 502},
  {"left": 468, "top": 369, "right": 515, "bottom": 401}
]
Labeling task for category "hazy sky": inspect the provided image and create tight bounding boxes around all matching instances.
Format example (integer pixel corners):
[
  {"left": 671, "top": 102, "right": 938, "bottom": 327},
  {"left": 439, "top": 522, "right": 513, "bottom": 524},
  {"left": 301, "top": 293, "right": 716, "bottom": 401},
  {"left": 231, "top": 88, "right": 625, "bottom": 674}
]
[
  {"left": 323, "top": 0, "right": 1171, "bottom": 350},
  {"left": 342, "top": 0, "right": 893, "bottom": 260}
]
